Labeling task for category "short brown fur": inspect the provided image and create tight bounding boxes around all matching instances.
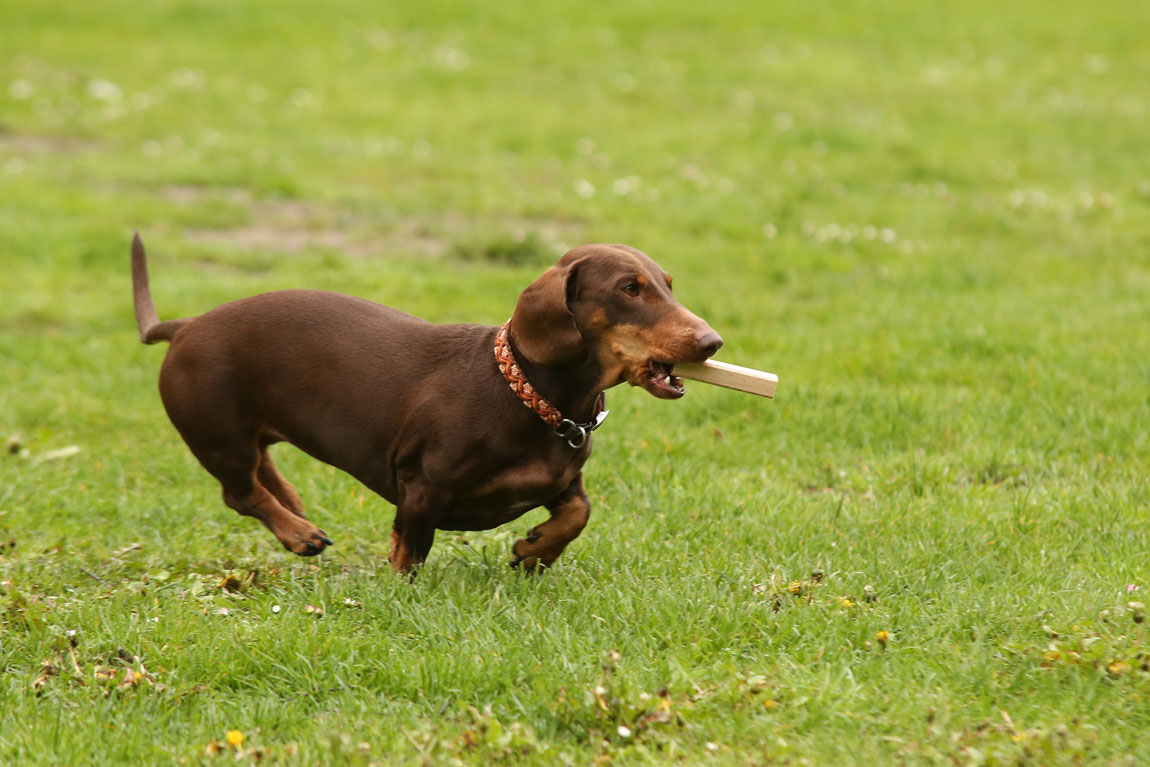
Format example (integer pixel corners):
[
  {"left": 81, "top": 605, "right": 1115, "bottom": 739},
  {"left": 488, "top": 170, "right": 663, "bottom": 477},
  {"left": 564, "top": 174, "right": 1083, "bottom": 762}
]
[{"left": 132, "top": 236, "right": 721, "bottom": 572}]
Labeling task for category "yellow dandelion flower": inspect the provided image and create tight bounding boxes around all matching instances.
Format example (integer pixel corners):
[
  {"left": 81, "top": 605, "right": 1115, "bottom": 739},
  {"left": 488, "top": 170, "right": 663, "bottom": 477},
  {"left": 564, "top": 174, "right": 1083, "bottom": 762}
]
[
  {"left": 218, "top": 573, "right": 243, "bottom": 592},
  {"left": 839, "top": 597, "right": 854, "bottom": 608},
  {"left": 875, "top": 630, "right": 891, "bottom": 647},
  {"left": 226, "top": 730, "right": 244, "bottom": 748},
  {"left": 788, "top": 581, "right": 804, "bottom": 596},
  {"left": 1107, "top": 660, "right": 1131, "bottom": 676}
]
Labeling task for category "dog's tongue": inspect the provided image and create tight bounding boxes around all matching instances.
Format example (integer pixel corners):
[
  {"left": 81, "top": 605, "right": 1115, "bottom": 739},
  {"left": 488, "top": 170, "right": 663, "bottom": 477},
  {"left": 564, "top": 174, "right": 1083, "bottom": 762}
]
[{"left": 645, "top": 365, "right": 686, "bottom": 399}]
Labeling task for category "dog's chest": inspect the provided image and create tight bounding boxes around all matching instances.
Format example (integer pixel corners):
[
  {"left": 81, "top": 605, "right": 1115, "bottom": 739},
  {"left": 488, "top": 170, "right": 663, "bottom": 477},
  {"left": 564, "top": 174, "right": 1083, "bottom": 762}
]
[{"left": 441, "top": 453, "right": 584, "bottom": 530}]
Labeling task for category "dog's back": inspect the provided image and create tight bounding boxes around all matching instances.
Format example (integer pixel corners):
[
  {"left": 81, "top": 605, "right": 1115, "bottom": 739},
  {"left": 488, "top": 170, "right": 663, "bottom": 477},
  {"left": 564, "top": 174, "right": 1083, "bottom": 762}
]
[{"left": 158, "top": 289, "right": 498, "bottom": 490}]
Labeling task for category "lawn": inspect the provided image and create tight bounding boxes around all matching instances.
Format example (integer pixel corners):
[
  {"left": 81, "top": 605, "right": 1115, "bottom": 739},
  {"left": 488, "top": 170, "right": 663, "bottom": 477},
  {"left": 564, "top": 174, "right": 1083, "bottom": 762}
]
[{"left": 2, "top": 0, "right": 1150, "bottom": 764}]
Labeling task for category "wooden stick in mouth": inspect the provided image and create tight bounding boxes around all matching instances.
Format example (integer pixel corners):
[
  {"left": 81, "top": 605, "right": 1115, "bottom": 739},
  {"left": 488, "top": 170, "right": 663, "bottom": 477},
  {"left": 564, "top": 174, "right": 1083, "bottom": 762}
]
[{"left": 672, "top": 359, "right": 778, "bottom": 399}]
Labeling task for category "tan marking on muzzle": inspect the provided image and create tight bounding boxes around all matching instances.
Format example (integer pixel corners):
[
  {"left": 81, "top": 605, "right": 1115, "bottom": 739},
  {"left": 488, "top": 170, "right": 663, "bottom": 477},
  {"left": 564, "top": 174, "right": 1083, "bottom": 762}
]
[{"left": 601, "top": 311, "right": 713, "bottom": 383}]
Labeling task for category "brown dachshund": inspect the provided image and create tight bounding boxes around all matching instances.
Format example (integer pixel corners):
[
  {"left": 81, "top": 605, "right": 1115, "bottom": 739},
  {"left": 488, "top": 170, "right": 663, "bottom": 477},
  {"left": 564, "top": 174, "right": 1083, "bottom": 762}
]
[{"left": 132, "top": 236, "right": 721, "bottom": 572}]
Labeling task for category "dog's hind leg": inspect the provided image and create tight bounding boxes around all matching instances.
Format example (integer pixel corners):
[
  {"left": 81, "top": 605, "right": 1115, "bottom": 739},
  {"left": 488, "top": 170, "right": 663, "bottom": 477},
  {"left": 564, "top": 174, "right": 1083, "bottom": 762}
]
[
  {"left": 207, "top": 443, "right": 332, "bottom": 556},
  {"left": 182, "top": 432, "right": 331, "bottom": 556},
  {"left": 256, "top": 442, "right": 307, "bottom": 519},
  {"left": 160, "top": 361, "right": 330, "bottom": 555}
]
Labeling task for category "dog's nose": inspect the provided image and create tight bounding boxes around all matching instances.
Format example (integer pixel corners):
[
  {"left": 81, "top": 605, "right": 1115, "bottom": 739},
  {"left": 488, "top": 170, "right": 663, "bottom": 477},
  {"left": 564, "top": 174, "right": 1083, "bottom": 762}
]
[{"left": 696, "top": 330, "right": 723, "bottom": 359}]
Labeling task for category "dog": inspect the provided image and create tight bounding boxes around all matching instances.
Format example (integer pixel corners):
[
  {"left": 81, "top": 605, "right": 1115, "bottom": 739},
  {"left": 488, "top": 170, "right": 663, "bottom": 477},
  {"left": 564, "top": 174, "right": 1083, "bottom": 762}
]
[{"left": 132, "top": 235, "right": 721, "bottom": 572}]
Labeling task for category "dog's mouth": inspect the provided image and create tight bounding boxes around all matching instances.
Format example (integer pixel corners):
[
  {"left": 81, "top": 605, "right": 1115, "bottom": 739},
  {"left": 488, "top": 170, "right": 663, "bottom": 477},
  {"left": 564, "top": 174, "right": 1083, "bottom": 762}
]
[{"left": 641, "top": 360, "right": 686, "bottom": 399}]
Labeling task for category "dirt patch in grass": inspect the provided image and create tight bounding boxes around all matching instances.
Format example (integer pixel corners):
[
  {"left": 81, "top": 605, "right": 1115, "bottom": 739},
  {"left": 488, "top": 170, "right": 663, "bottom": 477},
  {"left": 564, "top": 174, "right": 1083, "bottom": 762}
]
[
  {"left": 0, "top": 131, "right": 101, "bottom": 155},
  {"left": 185, "top": 221, "right": 363, "bottom": 255},
  {"left": 175, "top": 188, "right": 381, "bottom": 256},
  {"left": 170, "top": 185, "right": 584, "bottom": 262},
  {"left": 161, "top": 184, "right": 252, "bottom": 206},
  {"left": 184, "top": 214, "right": 453, "bottom": 259}
]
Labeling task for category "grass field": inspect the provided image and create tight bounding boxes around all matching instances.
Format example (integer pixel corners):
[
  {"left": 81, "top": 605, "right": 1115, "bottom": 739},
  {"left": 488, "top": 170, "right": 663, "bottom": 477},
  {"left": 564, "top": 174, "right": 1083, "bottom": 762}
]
[{"left": 3, "top": 0, "right": 1150, "bottom": 764}]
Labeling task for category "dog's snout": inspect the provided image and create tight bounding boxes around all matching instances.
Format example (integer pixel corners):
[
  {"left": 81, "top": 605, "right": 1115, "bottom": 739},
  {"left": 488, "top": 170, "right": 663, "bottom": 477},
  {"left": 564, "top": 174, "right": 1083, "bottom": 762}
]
[{"left": 696, "top": 330, "right": 723, "bottom": 359}]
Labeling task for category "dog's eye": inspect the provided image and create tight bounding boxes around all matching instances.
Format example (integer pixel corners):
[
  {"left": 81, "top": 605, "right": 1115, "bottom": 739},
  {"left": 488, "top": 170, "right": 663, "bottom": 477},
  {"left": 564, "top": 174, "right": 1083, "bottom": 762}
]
[{"left": 621, "top": 282, "right": 641, "bottom": 297}]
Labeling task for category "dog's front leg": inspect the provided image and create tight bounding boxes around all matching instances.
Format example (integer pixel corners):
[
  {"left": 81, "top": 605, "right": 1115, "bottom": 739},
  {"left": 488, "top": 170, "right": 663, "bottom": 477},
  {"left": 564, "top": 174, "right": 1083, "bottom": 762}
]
[
  {"left": 511, "top": 473, "right": 590, "bottom": 573},
  {"left": 388, "top": 480, "right": 448, "bottom": 574}
]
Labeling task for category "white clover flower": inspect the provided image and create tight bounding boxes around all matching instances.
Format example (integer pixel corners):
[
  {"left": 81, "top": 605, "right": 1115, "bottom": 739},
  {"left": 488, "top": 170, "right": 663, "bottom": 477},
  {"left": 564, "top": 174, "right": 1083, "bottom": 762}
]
[
  {"left": 9, "top": 79, "right": 33, "bottom": 99},
  {"left": 87, "top": 79, "right": 122, "bottom": 103}
]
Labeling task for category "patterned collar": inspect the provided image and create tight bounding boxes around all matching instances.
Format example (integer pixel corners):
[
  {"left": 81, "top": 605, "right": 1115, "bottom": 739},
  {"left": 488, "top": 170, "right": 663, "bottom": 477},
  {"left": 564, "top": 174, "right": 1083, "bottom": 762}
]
[{"left": 494, "top": 321, "right": 608, "bottom": 448}]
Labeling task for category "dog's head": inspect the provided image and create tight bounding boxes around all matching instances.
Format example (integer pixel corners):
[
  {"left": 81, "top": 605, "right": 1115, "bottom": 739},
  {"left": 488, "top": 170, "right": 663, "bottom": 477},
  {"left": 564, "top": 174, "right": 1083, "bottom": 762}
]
[{"left": 509, "top": 244, "right": 722, "bottom": 399}]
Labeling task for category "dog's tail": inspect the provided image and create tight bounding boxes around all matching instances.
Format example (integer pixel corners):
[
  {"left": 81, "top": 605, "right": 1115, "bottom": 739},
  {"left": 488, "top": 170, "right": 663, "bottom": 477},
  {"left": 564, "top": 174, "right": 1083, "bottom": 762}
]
[{"left": 132, "top": 233, "right": 189, "bottom": 344}]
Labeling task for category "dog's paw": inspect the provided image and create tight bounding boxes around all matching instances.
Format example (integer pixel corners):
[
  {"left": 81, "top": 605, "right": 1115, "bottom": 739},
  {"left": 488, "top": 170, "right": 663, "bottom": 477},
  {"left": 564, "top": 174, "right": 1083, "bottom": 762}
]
[
  {"left": 287, "top": 528, "right": 333, "bottom": 557},
  {"left": 509, "top": 552, "right": 543, "bottom": 574}
]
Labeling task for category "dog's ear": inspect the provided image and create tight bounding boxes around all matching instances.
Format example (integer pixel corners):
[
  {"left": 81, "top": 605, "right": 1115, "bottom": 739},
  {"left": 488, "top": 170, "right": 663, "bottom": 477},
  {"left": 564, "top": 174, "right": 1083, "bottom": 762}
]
[{"left": 509, "top": 257, "right": 585, "bottom": 365}]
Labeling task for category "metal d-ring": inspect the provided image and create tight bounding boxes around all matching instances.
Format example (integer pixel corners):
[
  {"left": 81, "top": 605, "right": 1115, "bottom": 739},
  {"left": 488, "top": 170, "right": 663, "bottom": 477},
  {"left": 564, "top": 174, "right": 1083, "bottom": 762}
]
[
  {"left": 554, "top": 419, "right": 588, "bottom": 448},
  {"left": 554, "top": 409, "right": 610, "bottom": 449}
]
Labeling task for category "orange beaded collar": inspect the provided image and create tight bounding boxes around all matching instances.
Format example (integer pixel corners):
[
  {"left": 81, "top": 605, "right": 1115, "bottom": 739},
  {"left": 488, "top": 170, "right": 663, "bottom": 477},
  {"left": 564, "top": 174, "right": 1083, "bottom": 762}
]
[{"left": 493, "top": 322, "right": 607, "bottom": 448}]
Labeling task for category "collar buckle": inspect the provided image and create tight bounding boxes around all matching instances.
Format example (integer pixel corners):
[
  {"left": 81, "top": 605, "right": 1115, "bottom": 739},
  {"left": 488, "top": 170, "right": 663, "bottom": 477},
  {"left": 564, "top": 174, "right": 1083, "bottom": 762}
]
[{"left": 554, "top": 409, "right": 610, "bottom": 449}]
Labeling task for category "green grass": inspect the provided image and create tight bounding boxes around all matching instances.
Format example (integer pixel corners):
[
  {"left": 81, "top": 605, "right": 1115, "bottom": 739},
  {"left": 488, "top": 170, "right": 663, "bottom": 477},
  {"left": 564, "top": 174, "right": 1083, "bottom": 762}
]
[{"left": 3, "top": 0, "right": 1150, "bottom": 764}]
